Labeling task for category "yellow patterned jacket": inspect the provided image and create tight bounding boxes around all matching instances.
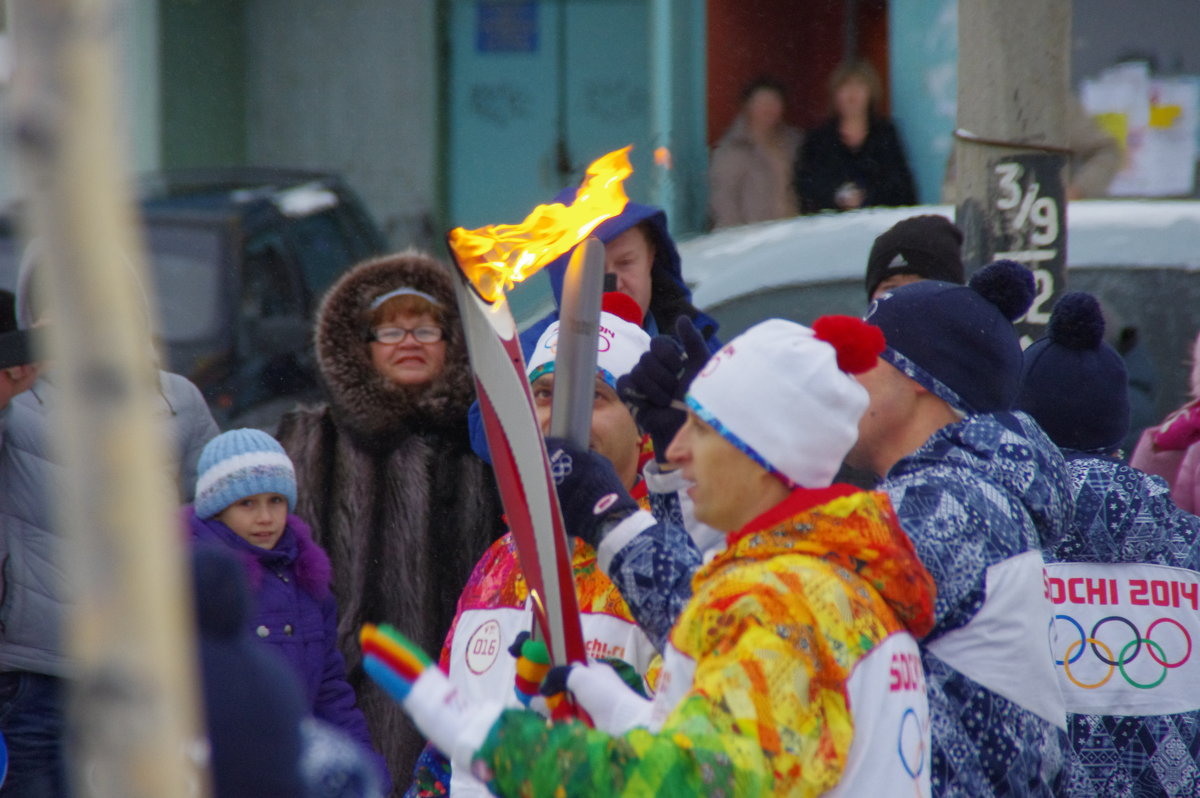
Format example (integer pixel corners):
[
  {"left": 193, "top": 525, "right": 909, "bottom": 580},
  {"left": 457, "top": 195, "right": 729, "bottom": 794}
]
[{"left": 474, "top": 484, "right": 936, "bottom": 796}]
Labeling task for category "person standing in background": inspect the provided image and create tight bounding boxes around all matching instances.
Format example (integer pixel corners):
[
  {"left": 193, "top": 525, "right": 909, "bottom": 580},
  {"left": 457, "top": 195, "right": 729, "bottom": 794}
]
[
  {"left": 0, "top": 250, "right": 219, "bottom": 797},
  {"left": 708, "top": 76, "right": 803, "bottom": 228},
  {"left": 276, "top": 252, "right": 504, "bottom": 794},
  {"left": 795, "top": 60, "right": 917, "bottom": 213}
]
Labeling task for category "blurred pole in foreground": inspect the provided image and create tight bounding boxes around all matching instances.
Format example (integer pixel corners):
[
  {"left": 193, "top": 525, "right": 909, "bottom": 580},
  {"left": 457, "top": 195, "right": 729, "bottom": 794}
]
[
  {"left": 7, "top": 1, "right": 209, "bottom": 796},
  {"left": 956, "top": 0, "right": 1071, "bottom": 344}
]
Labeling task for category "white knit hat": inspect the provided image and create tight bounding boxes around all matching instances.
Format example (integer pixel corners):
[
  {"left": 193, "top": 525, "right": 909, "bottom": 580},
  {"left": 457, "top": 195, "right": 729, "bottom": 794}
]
[
  {"left": 685, "top": 316, "right": 884, "bottom": 488},
  {"left": 527, "top": 294, "right": 651, "bottom": 387}
]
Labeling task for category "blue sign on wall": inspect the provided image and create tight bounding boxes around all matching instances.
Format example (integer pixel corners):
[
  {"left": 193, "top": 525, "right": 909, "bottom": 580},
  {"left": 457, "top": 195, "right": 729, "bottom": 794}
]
[
  {"left": 477, "top": 1, "right": 539, "bottom": 53},
  {"left": 889, "top": 0, "right": 958, "bottom": 204}
]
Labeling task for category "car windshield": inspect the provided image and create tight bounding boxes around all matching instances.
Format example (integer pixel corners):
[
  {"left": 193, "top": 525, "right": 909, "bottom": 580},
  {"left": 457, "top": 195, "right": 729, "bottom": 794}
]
[
  {"left": 145, "top": 223, "right": 223, "bottom": 343},
  {"left": 286, "top": 208, "right": 372, "bottom": 297},
  {"left": 0, "top": 232, "right": 19, "bottom": 296}
]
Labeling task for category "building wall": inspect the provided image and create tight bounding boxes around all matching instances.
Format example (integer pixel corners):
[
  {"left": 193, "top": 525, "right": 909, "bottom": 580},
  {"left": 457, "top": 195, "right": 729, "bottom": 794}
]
[
  {"left": 160, "top": 0, "right": 246, "bottom": 169},
  {"left": 124, "top": 0, "right": 161, "bottom": 175},
  {"left": 706, "top": 0, "right": 889, "bottom": 146},
  {"left": 0, "top": 0, "right": 162, "bottom": 205},
  {"left": 1072, "top": 0, "right": 1200, "bottom": 83},
  {"left": 888, "top": 0, "right": 957, "bottom": 205},
  {"left": 244, "top": 0, "right": 439, "bottom": 250},
  {"left": 889, "top": 0, "right": 1200, "bottom": 206}
]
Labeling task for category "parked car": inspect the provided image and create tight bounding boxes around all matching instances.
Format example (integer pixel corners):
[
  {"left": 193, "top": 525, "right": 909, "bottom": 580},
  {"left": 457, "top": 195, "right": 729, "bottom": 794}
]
[
  {"left": 0, "top": 168, "right": 388, "bottom": 430},
  {"left": 676, "top": 200, "right": 1200, "bottom": 439}
]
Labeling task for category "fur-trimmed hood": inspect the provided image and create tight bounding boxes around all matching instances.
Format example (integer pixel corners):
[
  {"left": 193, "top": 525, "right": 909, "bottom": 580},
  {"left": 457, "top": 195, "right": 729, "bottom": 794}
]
[{"left": 314, "top": 252, "right": 475, "bottom": 449}]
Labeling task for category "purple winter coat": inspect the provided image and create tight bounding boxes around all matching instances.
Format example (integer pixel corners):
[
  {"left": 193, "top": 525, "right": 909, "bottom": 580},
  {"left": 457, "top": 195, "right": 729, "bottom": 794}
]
[{"left": 186, "top": 507, "right": 391, "bottom": 791}]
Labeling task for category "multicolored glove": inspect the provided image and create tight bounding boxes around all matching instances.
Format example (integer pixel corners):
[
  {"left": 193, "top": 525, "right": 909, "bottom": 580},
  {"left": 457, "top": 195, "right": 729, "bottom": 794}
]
[
  {"left": 1152, "top": 399, "right": 1200, "bottom": 451},
  {"left": 540, "top": 659, "right": 653, "bottom": 735},
  {"left": 507, "top": 631, "right": 550, "bottom": 708},
  {"left": 360, "top": 624, "right": 501, "bottom": 770},
  {"left": 617, "top": 316, "right": 710, "bottom": 461},
  {"left": 544, "top": 437, "right": 641, "bottom": 548}
]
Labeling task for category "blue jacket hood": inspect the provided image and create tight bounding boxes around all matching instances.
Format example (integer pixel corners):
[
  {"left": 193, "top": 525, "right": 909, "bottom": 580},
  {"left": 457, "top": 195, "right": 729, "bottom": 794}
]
[{"left": 543, "top": 187, "right": 719, "bottom": 341}]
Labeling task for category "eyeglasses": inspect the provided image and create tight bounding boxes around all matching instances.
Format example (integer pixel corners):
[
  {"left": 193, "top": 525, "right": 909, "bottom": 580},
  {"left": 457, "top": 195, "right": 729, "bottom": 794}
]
[{"left": 369, "top": 326, "right": 444, "bottom": 345}]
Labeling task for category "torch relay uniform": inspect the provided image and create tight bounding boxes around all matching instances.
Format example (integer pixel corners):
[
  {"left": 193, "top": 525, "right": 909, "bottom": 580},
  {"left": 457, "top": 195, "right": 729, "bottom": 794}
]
[
  {"left": 405, "top": 476, "right": 707, "bottom": 798},
  {"left": 1018, "top": 292, "right": 1200, "bottom": 797},
  {"left": 864, "top": 268, "right": 1074, "bottom": 796},
  {"left": 477, "top": 484, "right": 935, "bottom": 796},
  {"left": 276, "top": 253, "right": 505, "bottom": 790}
]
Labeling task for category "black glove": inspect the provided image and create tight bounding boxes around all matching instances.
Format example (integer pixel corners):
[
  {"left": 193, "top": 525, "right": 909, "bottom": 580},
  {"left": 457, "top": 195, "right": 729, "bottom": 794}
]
[
  {"left": 545, "top": 437, "right": 640, "bottom": 548},
  {"left": 617, "top": 316, "right": 711, "bottom": 462}
]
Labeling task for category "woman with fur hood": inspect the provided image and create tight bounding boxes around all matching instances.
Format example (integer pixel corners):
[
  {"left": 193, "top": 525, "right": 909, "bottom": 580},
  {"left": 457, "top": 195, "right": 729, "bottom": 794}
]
[{"left": 276, "top": 252, "right": 504, "bottom": 793}]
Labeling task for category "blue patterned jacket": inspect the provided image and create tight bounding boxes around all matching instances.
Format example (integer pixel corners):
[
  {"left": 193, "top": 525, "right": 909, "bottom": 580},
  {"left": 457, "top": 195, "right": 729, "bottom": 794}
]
[
  {"left": 882, "top": 411, "right": 1074, "bottom": 797},
  {"left": 1046, "top": 452, "right": 1200, "bottom": 798}
]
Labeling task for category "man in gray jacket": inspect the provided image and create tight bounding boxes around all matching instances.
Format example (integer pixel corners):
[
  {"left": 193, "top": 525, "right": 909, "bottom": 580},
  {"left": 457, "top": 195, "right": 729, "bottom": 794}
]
[{"left": 0, "top": 260, "right": 218, "bottom": 796}]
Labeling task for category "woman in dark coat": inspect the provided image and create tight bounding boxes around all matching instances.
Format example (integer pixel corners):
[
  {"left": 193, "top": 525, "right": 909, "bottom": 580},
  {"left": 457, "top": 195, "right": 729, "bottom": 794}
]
[
  {"left": 795, "top": 59, "right": 917, "bottom": 213},
  {"left": 277, "top": 252, "right": 503, "bottom": 794}
]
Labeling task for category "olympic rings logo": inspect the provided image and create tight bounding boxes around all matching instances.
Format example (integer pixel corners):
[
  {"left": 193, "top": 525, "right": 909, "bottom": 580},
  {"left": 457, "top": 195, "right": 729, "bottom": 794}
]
[
  {"left": 897, "top": 706, "right": 927, "bottom": 780},
  {"left": 1053, "top": 614, "right": 1192, "bottom": 690}
]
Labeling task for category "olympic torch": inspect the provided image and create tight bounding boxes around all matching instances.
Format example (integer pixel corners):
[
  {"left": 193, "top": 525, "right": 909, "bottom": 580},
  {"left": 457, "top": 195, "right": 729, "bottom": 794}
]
[
  {"left": 549, "top": 236, "right": 605, "bottom": 448},
  {"left": 447, "top": 148, "right": 631, "bottom": 668}
]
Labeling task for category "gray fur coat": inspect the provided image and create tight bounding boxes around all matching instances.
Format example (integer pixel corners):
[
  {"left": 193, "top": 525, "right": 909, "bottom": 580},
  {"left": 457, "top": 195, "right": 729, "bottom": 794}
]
[{"left": 277, "top": 252, "right": 503, "bottom": 793}]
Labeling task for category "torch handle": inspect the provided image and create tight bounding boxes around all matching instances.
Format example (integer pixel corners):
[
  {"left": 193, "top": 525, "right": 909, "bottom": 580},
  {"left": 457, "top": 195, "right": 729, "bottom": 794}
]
[{"left": 549, "top": 237, "right": 605, "bottom": 448}]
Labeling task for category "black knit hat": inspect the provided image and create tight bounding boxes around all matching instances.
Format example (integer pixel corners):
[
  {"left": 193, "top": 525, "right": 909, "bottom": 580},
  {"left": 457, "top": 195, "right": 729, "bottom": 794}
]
[
  {"left": 865, "top": 215, "right": 965, "bottom": 299},
  {"left": 1017, "top": 292, "right": 1130, "bottom": 453},
  {"left": 864, "top": 260, "right": 1035, "bottom": 414}
]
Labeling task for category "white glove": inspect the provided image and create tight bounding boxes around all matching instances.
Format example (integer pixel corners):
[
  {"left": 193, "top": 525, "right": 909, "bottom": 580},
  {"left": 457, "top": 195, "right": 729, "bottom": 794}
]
[
  {"left": 565, "top": 661, "right": 653, "bottom": 735},
  {"left": 402, "top": 667, "right": 503, "bottom": 771}
]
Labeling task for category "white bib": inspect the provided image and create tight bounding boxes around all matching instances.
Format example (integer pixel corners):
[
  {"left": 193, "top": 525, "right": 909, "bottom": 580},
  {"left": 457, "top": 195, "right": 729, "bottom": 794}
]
[
  {"left": 1045, "top": 561, "right": 1200, "bottom": 716},
  {"left": 927, "top": 550, "right": 1068, "bottom": 729},
  {"left": 447, "top": 602, "right": 655, "bottom": 797}
]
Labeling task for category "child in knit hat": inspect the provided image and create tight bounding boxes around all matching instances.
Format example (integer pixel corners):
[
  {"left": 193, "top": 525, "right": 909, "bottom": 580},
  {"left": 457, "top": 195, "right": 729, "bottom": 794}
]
[{"left": 188, "top": 428, "right": 390, "bottom": 793}]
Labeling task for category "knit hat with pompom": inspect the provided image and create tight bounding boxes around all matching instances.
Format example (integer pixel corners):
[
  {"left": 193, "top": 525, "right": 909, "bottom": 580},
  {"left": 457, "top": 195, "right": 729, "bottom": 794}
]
[
  {"left": 684, "top": 316, "right": 885, "bottom": 488},
  {"left": 865, "top": 259, "right": 1035, "bottom": 414},
  {"left": 1017, "top": 291, "right": 1130, "bottom": 453}
]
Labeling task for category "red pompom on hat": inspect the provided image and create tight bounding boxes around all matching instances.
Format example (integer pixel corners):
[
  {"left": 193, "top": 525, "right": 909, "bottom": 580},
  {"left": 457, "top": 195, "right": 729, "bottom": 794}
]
[
  {"left": 601, "top": 291, "right": 644, "bottom": 327},
  {"left": 812, "top": 315, "right": 886, "bottom": 375}
]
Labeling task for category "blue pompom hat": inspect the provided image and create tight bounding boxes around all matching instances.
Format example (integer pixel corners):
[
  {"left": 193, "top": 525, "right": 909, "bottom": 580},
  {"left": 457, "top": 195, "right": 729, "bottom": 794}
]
[
  {"left": 864, "top": 260, "right": 1035, "bottom": 414},
  {"left": 1017, "top": 292, "right": 1130, "bottom": 453},
  {"left": 195, "top": 429, "right": 297, "bottom": 518}
]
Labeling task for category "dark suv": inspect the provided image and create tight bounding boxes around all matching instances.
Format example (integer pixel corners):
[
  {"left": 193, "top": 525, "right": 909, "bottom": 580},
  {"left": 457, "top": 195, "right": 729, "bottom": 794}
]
[{"left": 0, "top": 168, "right": 387, "bottom": 430}]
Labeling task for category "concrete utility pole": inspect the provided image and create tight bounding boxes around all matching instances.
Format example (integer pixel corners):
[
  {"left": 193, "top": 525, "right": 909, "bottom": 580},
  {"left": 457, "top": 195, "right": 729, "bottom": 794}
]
[
  {"left": 955, "top": 0, "right": 1071, "bottom": 342},
  {"left": 8, "top": 1, "right": 209, "bottom": 796}
]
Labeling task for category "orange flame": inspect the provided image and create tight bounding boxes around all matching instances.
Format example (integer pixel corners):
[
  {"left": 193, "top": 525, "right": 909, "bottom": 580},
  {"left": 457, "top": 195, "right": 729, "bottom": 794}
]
[
  {"left": 654, "top": 146, "right": 672, "bottom": 170},
  {"left": 448, "top": 147, "right": 633, "bottom": 302}
]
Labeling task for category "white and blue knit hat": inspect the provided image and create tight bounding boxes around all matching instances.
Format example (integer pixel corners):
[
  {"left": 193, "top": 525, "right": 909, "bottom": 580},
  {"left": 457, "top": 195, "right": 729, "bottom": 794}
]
[
  {"left": 195, "top": 429, "right": 297, "bottom": 519},
  {"left": 685, "top": 316, "right": 884, "bottom": 489}
]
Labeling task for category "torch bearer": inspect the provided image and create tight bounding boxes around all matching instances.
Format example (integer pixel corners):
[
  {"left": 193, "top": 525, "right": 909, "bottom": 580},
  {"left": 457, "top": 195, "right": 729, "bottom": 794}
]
[{"left": 447, "top": 148, "right": 632, "bottom": 668}]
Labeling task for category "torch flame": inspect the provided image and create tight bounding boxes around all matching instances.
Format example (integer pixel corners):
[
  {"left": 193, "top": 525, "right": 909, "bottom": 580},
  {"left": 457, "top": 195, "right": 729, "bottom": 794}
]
[{"left": 448, "top": 146, "right": 633, "bottom": 302}]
